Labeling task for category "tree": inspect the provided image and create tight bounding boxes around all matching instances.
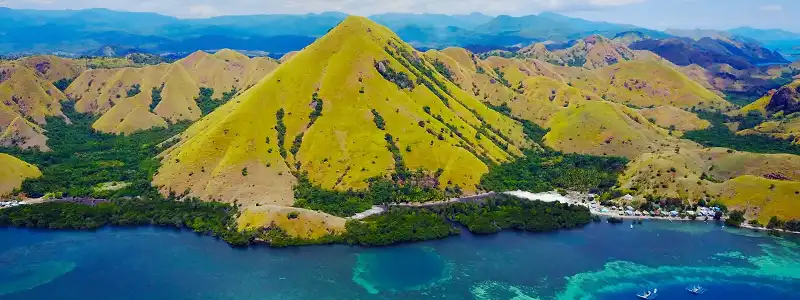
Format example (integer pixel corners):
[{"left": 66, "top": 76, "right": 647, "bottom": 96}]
[
  {"left": 767, "top": 216, "right": 784, "bottom": 229},
  {"left": 725, "top": 210, "right": 746, "bottom": 227}
]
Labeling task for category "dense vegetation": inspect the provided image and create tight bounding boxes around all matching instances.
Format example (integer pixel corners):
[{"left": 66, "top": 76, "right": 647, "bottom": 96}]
[
  {"left": 343, "top": 195, "right": 592, "bottom": 245},
  {"left": 292, "top": 173, "right": 445, "bottom": 217},
  {"left": 0, "top": 101, "right": 189, "bottom": 199},
  {"left": 275, "top": 108, "right": 288, "bottom": 158},
  {"left": 764, "top": 216, "right": 800, "bottom": 233},
  {"left": 53, "top": 78, "right": 73, "bottom": 91},
  {"left": 684, "top": 111, "right": 800, "bottom": 155},
  {"left": 126, "top": 84, "right": 142, "bottom": 97},
  {"left": 197, "top": 87, "right": 237, "bottom": 116},
  {"left": 292, "top": 174, "right": 374, "bottom": 217},
  {"left": 432, "top": 195, "right": 592, "bottom": 234},
  {"left": 480, "top": 149, "right": 627, "bottom": 193},
  {"left": 0, "top": 198, "right": 253, "bottom": 246},
  {"left": 725, "top": 210, "right": 746, "bottom": 227},
  {"left": 343, "top": 207, "right": 458, "bottom": 246},
  {"left": 149, "top": 84, "right": 164, "bottom": 112},
  {"left": 2, "top": 195, "right": 592, "bottom": 247}
]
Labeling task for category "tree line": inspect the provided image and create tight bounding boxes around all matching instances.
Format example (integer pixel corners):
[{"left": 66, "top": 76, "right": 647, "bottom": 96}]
[{"left": 1, "top": 195, "right": 591, "bottom": 248}]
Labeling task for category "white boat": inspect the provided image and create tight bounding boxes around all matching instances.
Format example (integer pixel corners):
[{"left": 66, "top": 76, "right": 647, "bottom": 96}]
[
  {"left": 686, "top": 285, "right": 707, "bottom": 295},
  {"left": 630, "top": 224, "right": 634, "bottom": 229},
  {"left": 637, "top": 288, "right": 658, "bottom": 299}
]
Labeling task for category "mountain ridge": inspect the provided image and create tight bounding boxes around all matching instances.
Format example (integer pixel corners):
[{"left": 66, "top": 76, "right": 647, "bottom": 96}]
[{"left": 153, "top": 16, "right": 531, "bottom": 208}]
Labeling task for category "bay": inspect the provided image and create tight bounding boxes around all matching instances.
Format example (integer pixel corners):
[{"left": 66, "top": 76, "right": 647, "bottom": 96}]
[{"left": 1, "top": 220, "right": 799, "bottom": 299}]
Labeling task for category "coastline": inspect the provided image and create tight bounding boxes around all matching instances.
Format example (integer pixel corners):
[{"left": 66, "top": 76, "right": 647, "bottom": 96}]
[{"left": 593, "top": 211, "right": 800, "bottom": 235}]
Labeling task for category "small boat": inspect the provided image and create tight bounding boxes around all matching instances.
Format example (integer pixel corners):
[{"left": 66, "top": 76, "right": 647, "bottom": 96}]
[
  {"left": 637, "top": 288, "right": 658, "bottom": 299},
  {"left": 686, "top": 285, "right": 707, "bottom": 295},
  {"left": 631, "top": 224, "right": 634, "bottom": 229}
]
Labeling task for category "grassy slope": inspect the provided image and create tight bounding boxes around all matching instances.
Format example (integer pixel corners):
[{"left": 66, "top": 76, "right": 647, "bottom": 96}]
[
  {"left": 237, "top": 205, "right": 346, "bottom": 239},
  {"left": 569, "top": 59, "right": 733, "bottom": 110},
  {"left": 154, "top": 16, "right": 530, "bottom": 210},
  {"left": 717, "top": 176, "right": 800, "bottom": 223},
  {"left": 0, "top": 153, "right": 41, "bottom": 196},
  {"left": 0, "top": 63, "right": 69, "bottom": 150},
  {"left": 737, "top": 80, "right": 800, "bottom": 144},
  {"left": 620, "top": 146, "right": 800, "bottom": 216},
  {"left": 427, "top": 48, "right": 579, "bottom": 126},
  {"left": 640, "top": 106, "right": 710, "bottom": 132},
  {"left": 66, "top": 50, "right": 279, "bottom": 134},
  {"left": 428, "top": 46, "right": 800, "bottom": 219},
  {"left": 678, "top": 64, "right": 725, "bottom": 96},
  {"left": 0, "top": 104, "right": 48, "bottom": 150},
  {"left": 519, "top": 36, "right": 638, "bottom": 69},
  {"left": 16, "top": 55, "right": 86, "bottom": 81},
  {"left": 544, "top": 101, "right": 675, "bottom": 158},
  {"left": 432, "top": 47, "right": 730, "bottom": 159}
]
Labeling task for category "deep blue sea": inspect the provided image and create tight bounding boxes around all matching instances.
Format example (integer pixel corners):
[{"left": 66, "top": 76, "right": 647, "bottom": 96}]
[{"left": 1, "top": 220, "right": 799, "bottom": 300}]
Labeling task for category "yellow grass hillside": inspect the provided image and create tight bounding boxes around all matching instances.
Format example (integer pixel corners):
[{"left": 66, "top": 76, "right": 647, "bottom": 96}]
[
  {"left": 237, "top": 205, "right": 346, "bottom": 239},
  {"left": 0, "top": 153, "right": 41, "bottom": 196},
  {"left": 154, "top": 16, "right": 530, "bottom": 209},
  {"left": 619, "top": 145, "right": 800, "bottom": 221},
  {"left": 0, "top": 65, "right": 67, "bottom": 124},
  {"left": 0, "top": 110, "right": 48, "bottom": 150},
  {"left": 640, "top": 106, "right": 710, "bottom": 132},
  {"left": 679, "top": 64, "right": 725, "bottom": 96},
  {"left": 736, "top": 80, "right": 800, "bottom": 143},
  {"left": 16, "top": 55, "right": 86, "bottom": 81},
  {"left": 738, "top": 118, "right": 800, "bottom": 144},
  {"left": 543, "top": 101, "right": 676, "bottom": 158},
  {"left": 91, "top": 91, "right": 169, "bottom": 135},
  {"left": 428, "top": 47, "right": 726, "bottom": 160},
  {"left": 716, "top": 176, "right": 800, "bottom": 223},
  {"left": 429, "top": 46, "right": 730, "bottom": 134},
  {"left": 66, "top": 50, "right": 279, "bottom": 134},
  {"left": 566, "top": 59, "right": 733, "bottom": 110},
  {"left": 424, "top": 48, "right": 580, "bottom": 125},
  {"left": 0, "top": 63, "right": 69, "bottom": 150},
  {"left": 519, "top": 35, "right": 638, "bottom": 69}
]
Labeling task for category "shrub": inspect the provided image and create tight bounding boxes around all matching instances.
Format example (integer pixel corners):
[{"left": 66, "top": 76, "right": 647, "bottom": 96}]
[
  {"left": 725, "top": 210, "right": 746, "bottom": 227},
  {"left": 371, "top": 109, "right": 386, "bottom": 130},
  {"left": 126, "top": 84, "right": 141, "bottom": 97}
]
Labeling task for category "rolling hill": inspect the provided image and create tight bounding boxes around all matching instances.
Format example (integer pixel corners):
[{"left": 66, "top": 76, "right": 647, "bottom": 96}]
[
  {"left": 0, "top": 153, "right": 41, "bottom": 196},
  {"left": 639, "top": 106, "right": 710, "bottom": 132},
  {"left": 543, "top": 101, "right": 678, "bottom": 158},
  {"left": 65, "top": 50, "right": 279, "bottom": 134},
  {"left": 737, "top": 79, "right": 800, "bottom": 143},
  {"left": 426, "top": 44, "right": 731, "bottom": 158},
  {"left": 15, "top": 55, "right": 86, "bottom": 81},
  {"left": 153, "top": 16, "right": 531, "bottom": 210},
  {"left": 422, "top": 42, "right": 800, "bottom": 218},
  {"left": 620, "top": 147, "right": 800, "bottom": 221},
  {"left": 0, "top": 61, "right": 71, "bottom": 150},
  {"left": 519, "top": 35, "right": 640, "bottom": 69}
]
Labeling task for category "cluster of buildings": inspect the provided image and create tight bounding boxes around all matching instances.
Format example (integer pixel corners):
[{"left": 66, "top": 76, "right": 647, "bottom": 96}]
[
  {"left": 601, "top": 205, "right": 722, "bottom": 218},
  {"left": 0, "top": 200, "right": 27, "bottom": 209}
]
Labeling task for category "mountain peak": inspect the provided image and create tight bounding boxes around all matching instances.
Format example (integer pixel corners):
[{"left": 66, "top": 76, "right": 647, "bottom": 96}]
[{"left": 153, "top": 15, "right": 529, "bottom": 207}]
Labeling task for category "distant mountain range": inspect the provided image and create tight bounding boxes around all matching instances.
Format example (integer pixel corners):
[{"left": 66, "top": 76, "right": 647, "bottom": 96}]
[{"left": 0, "top": 7, "right": 798, "bottom": 63}]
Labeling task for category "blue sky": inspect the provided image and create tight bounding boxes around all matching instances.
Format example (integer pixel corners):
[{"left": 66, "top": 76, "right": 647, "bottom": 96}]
[{"left": 2, "top": 0, "right": 798, "bottom": 31}]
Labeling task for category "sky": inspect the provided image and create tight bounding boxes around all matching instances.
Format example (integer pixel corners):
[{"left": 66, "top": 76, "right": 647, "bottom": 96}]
[{"left": 1, "top": 0, "right": 798, "bottom": 32}]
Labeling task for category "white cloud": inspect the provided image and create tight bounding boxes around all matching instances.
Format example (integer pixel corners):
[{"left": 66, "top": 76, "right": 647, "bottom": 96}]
[
  {"left": 759, "top": 4, "right": 782, "bottom": 12},
  {"left": 0, "top": 0, "right": 650, "bottom": 17},
  {"left": 588, "top": 0, "right": 645, "bottom": 6},
  {"left": 185, "top": 4, "right": 220, "bottom": 18}
]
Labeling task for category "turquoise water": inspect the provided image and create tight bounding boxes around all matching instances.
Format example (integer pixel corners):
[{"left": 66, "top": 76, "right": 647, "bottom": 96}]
[{"left": 1, "top": 220, "right": 799, "bottom": 299}]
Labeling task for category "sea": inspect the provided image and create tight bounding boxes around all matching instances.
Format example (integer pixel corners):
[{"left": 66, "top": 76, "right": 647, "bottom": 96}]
[{"left": 1, "top": 219, "right": 799, "bottom": 300}]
